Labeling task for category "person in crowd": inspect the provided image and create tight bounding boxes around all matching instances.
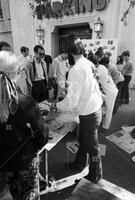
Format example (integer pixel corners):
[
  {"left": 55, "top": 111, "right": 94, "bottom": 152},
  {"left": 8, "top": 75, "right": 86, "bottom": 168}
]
[
  {"left": 26, "top": 45, "right": 49, "bottom": 102},
  {"left": 0, "top": 41, "right": 11, "bottom": 51},
  {"left": 0, "top": 51, "right": 48, "bottom": 200},
  {"left": 117, "top": 55, "right": 124, "bottom": 71},
  {"left": 94, "top": 54, "right": 118, "bottom": 132},
  {"left": 51, "top": 48, "right": 68, "bottom": 100},
  {"left": 95, "top": 47, "right": 104, "bottom": 62},
  {"left": 104, "top": 52, "right": 124, "bottom": 114},
  {"left": 48, "top": 35, "right": 103, "bottom": 184},
  {"left": 43, "top": 51, "right": 52, "bottom": 76},
  {"left": 18, "top": 46, "right": 32, "bottom": 63},
  {"left": 42, "top": 50, "right": 52, "bottom": 90},
  {"left": 17, "top": 46, "right": 31, "bottom": 95},
  {"left": 120, "top": 50, "right": 133, "bottom": 104},
  {"left": 87, "top": 50, "right": 94, "bottom": 61}
]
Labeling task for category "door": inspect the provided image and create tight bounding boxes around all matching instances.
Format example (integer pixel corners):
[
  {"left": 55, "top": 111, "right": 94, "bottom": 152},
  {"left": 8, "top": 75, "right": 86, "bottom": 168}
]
[{"left": 59, "top": 24, "right": 92, "bottom": 53}]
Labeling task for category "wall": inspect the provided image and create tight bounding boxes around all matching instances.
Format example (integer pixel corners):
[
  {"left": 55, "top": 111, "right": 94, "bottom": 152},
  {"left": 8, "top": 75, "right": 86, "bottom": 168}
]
[
  {"left": 9, "top": 0, "right": 36, "bottom": 55},
  {"left": 0, "top": 32, "right": 13, "bottom": 49},
  {"left": 118, "top": 0, "right": 135, "bottom": 86},
  {"left": 0, "top": 0, "right": 13, "bottom": 48},
  {"left": 8, "top": 0, "right": 135, "bottom": 85},
  {"left": 41, "top": 0, "right": 120, "bottom": 58}
]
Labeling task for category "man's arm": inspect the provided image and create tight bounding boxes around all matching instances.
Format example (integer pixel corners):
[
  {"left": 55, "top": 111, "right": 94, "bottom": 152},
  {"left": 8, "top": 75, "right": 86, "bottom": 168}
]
[
  {"left": 25, "top": 61, "right": 34, "bottom": 94},
  {"left": 51, "top": 59, "right": 58, "bottom": 78},
  {"left": 56, "top": 69, "right": 84, "bottom": 112}
]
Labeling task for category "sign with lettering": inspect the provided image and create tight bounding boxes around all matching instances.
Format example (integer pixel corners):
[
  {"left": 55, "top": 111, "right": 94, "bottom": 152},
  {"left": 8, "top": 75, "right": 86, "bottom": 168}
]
[{"left": 44, "top": 0, "right": 109, "bottom": 18}]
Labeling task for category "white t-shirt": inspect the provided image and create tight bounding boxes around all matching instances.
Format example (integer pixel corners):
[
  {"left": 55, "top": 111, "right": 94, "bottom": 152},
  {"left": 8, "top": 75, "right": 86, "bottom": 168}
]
[
  {"left": 51, "top": 55, "right": 68, "bottom": 85},
  {"left": 17, "top": 55, "right": 30, "bottom": 70},
  {"left": 57, "top": 56, "right": 102, "bottom": 115}
]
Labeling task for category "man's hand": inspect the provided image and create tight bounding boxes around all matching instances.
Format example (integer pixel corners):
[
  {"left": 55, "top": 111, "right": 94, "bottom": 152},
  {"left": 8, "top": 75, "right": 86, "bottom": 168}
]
[
  {"left": 39, "top": 100, "right": 58, "bottom": 113},
  {"left": 38, "top": 100, "right": 51, "bottom": 113},
  {"left": 52, "top": 77, "right": 57, "bottom": 87}
]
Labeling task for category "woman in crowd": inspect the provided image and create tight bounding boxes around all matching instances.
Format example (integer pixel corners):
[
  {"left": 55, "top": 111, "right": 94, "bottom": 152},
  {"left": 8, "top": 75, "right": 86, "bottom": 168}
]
[
  {"left": 89, "top": 53, "right": 118, "bottom": 132},
  {"left": 104, "top": 52, "right": 124, "bottom": 114},
  {"left": 98, "top": 56, "right": 118, "bottom": 131},
  {"left": 120, "top": 51, "right": 133, "bottom": 104},
  {"left": 0, "top": 51, "right": 48, "bottom": 200}
]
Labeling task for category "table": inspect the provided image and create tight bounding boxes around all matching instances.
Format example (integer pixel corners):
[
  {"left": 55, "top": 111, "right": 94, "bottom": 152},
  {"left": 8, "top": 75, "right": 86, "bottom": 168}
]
[{"left": 37, "top": 111, "right": 79, "bottom": 197}]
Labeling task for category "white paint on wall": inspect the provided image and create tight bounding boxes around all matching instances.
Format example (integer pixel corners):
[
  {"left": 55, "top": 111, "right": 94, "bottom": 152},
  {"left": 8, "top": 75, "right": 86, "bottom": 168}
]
[{"left": 9, "top": 0, "right": 36, "bottom": 56}]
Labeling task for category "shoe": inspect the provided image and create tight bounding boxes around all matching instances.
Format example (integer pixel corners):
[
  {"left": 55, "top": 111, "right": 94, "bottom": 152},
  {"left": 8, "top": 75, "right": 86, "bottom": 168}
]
[
  {"left": 99, "top": 127, "right": 109, "bottom": 135},
  {"left": 65, "top": 162, "right": 85, "bottom": 171}
]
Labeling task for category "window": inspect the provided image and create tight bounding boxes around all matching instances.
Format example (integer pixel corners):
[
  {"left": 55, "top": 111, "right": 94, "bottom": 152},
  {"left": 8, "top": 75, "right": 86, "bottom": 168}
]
[{"left": 0, "top": 0, "right": 3, "bottom": 19}]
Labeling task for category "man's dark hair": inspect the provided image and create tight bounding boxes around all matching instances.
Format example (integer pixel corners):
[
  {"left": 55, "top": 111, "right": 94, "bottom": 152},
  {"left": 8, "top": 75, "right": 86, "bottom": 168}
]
[
  {"left": 88, "top": 53, "right": 98, "bottom": 65},
  {"left": 34, "top": 45, "right": 44, "bottom": 52},
  {"left": 68, "top": 34, "right": 84, "bottom": 55},
  {"left": 95, "top": 48, "right": 104, "bottom": 59},
  {"left": 117, "top": 55, "right": 123, "bottom": 65},
  {"left": 99, "top": 56, "right": 109, "bottom": 66},
  {"left": 20, "top": 46, "right": 29, "bottom": 53},
  {"left": 59, "top": 46, "right": 68, "bottom": 54},
  {"left": 0, "top": 41, "right": 10, "bottom": 51},
  {"left": 122, "top": 50, "right": 130, "bottom": 57}
]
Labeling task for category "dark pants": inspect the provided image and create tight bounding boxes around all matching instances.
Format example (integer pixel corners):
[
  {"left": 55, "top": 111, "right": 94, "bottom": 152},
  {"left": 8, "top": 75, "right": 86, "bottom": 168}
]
[
  {"left": 0, "top": 173, "right": 7, "bottom": 193},
  {"left": 32, "top": 80, "right": 48, "bottom": 103},
  {"left": 75, "top": 109, "right": 102, "bottom": 183},
  {"left": 52, "top": 78, "right": 58, "bottom": 99},
  {"left": 113, "top": 81, "right": 124, "bottom": 115},
  {"left": 120, "top": 75, "right": 131, "bottom": 104}
]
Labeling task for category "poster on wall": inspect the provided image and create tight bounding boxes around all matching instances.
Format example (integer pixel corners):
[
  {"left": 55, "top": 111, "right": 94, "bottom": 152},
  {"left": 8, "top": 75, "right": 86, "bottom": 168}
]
[{"left": 82, "top": 38, "right": 118, "bottom": 64}]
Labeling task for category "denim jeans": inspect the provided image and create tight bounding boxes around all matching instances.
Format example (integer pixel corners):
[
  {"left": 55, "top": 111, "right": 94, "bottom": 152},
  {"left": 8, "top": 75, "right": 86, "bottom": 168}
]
[{"left": 75, "top": 109, "right": 102, "bottom": 183}]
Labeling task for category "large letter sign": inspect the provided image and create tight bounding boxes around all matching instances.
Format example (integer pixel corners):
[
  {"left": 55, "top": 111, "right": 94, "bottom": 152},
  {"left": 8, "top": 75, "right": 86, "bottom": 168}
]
[
  {"left": 79, "top": 0, "right": 92, "bottom": 13},
  {"left": 44, "top": 0, "right": 109, "bottom": 18},
  {"left": 94, "top": 0, "right": 107, "bottom": 11}
]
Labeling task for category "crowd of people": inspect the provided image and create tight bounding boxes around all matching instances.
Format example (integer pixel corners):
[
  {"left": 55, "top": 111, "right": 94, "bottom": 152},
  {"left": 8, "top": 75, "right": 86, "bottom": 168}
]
[{"left": 0, "top": 36, "right": 133, "bottom": 200}]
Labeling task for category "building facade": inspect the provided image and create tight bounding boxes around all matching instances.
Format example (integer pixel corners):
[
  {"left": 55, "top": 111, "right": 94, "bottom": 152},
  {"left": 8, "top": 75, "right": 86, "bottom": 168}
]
[
  {"left": 0, "top": 0, "right": 13, "bottom": 49},
  {"left": 1, "top": 0, "right": 135, "bottom": 84}
]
